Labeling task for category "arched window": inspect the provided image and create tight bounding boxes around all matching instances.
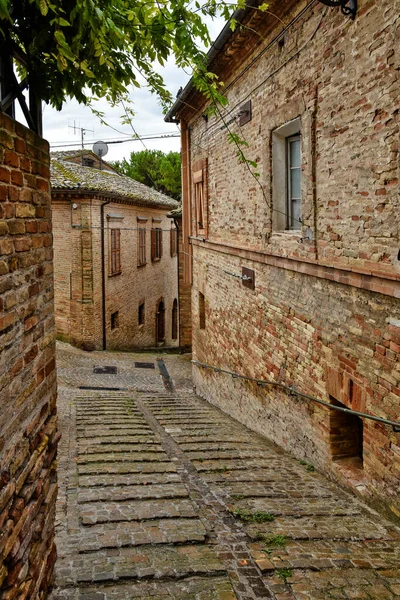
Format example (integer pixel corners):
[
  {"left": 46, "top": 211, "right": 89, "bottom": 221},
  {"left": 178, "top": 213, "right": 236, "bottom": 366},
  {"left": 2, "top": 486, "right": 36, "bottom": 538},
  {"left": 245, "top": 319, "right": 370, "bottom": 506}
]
[
  {"left": 156, "top": 299, "right": 165, "bottom": 343},
  {"left": 172, "top": 299, "right": 178, "bottom": 340}
]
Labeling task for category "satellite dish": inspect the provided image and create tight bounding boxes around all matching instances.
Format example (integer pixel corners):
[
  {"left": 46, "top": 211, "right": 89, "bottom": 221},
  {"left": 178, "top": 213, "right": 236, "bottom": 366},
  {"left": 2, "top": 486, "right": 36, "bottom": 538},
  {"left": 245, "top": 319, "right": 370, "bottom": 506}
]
[{"left": 92, "top": 141, "right": 109, "bottom": 158}]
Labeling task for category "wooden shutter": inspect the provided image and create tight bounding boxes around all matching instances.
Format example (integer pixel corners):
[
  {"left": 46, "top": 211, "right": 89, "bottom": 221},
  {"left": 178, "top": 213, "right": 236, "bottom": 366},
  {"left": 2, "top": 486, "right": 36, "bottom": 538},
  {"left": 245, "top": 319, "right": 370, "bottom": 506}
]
[
  {"left": 159, "top": 228, "right": 163, "bottom": 258},
  {"left": 192, "top": 158, "right": 208, "bottom": 237},
  {"left": 170, "top": 228, "right": 174, "bottom": 257},
  {"left": 151, "top": 228, "right": 156, "bottom": 261},
  {"left": 111, "top": 228, "right": 121, "bottom": 274}
]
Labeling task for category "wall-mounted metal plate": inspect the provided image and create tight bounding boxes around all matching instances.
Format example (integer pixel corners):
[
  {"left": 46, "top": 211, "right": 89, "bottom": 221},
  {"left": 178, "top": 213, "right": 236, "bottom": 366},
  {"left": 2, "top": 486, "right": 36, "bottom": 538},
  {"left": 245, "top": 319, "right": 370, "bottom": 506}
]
[
  {"left": 93, "top": 366, "right": 117, "bottom": 374},
  {"left": 242, "top": 267, "right": 255, "bottom": 290},
  {"left": 239, "top": 100, "right": 252, "bottom": 126},
  {"left": 135, "top": 362, "right": 155, "bottom": 369}
]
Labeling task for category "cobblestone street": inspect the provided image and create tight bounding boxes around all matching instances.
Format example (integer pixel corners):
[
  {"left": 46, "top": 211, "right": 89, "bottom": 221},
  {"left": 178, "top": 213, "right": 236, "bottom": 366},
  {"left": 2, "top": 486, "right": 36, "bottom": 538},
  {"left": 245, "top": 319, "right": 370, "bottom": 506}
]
[{"left": 50, "top": 343, "right": 400, "bottom": 600}]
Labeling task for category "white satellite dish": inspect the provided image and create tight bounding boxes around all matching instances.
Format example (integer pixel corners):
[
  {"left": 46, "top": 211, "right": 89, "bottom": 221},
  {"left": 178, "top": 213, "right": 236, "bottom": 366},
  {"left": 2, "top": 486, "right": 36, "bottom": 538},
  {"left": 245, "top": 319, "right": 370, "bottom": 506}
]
[{"left": 92, "top": 141, "right": 109, "bottom": 158}]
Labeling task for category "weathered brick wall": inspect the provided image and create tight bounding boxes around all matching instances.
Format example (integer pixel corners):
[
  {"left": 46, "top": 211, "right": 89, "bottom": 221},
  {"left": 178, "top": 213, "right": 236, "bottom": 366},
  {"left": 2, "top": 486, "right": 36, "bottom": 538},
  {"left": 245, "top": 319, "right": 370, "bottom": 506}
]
[
  {"left": 184, "top": 0, "right": 400, "bottom": 517},
  {"left": 174, "top": 215, "right": 192, "bottom": 351},
  {"left": 0, "top": 113, "right": 58, "bottom": 598},
  {"left": 52, "top": 195, "right": 179, "bottom": 350}
]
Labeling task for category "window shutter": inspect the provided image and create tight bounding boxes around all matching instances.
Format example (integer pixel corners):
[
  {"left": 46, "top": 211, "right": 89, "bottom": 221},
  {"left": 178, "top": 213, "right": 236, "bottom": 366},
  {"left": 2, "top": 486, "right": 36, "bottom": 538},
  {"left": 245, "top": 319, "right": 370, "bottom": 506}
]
[
  {"left": 151, "top": 228, "right": 156, "bottom": 261},
  {"left": 170, "top": 228, "right": 174, "bottom": 257},
  {"left": 159, "top": 228, "right": 163, "bottom": 258}
]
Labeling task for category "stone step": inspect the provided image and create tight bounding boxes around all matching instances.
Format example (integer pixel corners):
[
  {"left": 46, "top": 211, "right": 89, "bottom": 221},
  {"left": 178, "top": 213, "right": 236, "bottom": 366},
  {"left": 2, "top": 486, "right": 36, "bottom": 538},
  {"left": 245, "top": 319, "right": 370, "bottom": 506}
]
[
  {"left": 77, "top": 424, "right": 151, "bottom": 432},
  {"left": 78, "top": 435, "right": 157, "bottom": 444},
  {"left": 229, "top": 496, "right": 363, "bottom": 517},
  {"left": 78, "top": 461, "right": 177, "bottom": 475},
  {"left": 265, "top": 567, "right": 400, "bottom": 600},
  {"left": 248, "top": 538, "right": 400, "bottom": 573},
  {"left": 50, "top": 575, "right": 237, "bottom": 600},
  {"left": 78, "top": 482, "right": 189, "bottom": 503},
  {"left": 77, "top": 451, "right": 168, "bottom": 463},
  {"left": 186, "top": 450, "right": 279, "bottom": 461},
  {"left": 78, "top": 518, "right": 207, "bottom": 551},
  {"left": 243, "top": 514, "right": 392, "bottom": 541},
  {"left": 56, "top": 544, "right": 226, "bottom": 586},
  {"left": 79, "top": 498, "right": 199, "bottom": 524},
  {"left": 78, "top": 443, "right": 163, "bottom": 454},
  {"left": 78, "top": 472, "right": 182, "bottom": 488}
]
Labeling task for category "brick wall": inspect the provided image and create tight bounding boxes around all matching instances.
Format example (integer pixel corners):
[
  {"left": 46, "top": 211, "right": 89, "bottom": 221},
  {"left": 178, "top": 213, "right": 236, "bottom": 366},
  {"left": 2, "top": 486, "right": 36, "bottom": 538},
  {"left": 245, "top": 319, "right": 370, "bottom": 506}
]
[
  {"left": 0, "top": 112, "right": 58, "bottom": 598},
  {"left": 52, "top": 195, "right": 179, "bottom": 351},
  {"left": 180, "top": 0, "right": 400, "bottom": 517},
  {"left": 174, "top": 215, "right": 192, "bottom": 351}
]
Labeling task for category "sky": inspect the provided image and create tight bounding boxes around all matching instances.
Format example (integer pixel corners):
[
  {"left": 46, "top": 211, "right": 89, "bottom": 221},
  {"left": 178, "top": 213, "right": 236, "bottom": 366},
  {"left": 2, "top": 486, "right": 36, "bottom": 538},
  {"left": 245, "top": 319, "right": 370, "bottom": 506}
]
[{"left": 16, "top": 18, "right": 226, "bottom": 163}]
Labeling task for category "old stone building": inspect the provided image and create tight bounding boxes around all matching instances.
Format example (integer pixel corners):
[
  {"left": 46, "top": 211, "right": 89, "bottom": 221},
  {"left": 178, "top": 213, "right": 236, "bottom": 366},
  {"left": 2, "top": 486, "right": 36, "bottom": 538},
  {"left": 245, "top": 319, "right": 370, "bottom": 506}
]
[
  {"left": 0, "top": 112, "right": 58, "bottom": 597},
  {"left": 51, "top": 151, "right": 180, "bottom": 351},
  {"left": 166, "top": 0, "right": 400, "bottom": 518}
]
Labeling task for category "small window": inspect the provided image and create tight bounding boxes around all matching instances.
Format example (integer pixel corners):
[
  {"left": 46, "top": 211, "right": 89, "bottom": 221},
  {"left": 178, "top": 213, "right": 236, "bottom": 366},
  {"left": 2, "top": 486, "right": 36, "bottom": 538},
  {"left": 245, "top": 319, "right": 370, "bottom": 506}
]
[
  {"left": 172, "top": 299, "right": 178, "bottom": 340},
  {"left": 111, "top": 311, "right": 119, "bottom": 330},
  {"left": 170, "top": 227, "right": 178, "bottom": 257},
  {"left": 199, "top": 292, "right": 205, "bottom": 329},
  {"left": 138, "top": 228, "right": 146, "bottom": 266},
  {"left": 192, "top": 159, "right": 208, "bottom": 237},
  {"left": 138, "top": 302, "right": 145, "bottom": 325},
  {"left": 110, "top": 228, "right": 121, "bottom": 275},
  {"left": 151, "top": 228, "right": 163, "bottom": 261},
  {"left": 272, "top": 118, "right": 302, "bottom": 231}
]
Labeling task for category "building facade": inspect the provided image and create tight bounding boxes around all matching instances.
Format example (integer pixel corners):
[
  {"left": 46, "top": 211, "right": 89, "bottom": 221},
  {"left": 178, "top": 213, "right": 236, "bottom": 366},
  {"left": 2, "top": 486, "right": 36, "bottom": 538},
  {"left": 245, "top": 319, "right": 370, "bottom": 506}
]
[
  {"left": 51, "top": 152, "right": 180, "bottom": 351},
  {"left": 166, "top": 0, "right": 400, "bottom": 518}
]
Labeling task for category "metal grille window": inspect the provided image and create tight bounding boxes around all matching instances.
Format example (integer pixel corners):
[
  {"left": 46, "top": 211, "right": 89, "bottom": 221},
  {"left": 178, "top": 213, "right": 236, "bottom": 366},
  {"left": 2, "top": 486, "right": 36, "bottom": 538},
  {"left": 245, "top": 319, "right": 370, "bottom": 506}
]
[
  {"left": 110, "top": 229, "right": 121, "bottom": 275},
  {"left": 287, "top": 134, "right": 301, "bottom": 230},
  {"left": 138, "top": 228, "right": 146, "bottom": 266},
  {"left": 151, "top": 228, "right": 163, "bottom": 261}
]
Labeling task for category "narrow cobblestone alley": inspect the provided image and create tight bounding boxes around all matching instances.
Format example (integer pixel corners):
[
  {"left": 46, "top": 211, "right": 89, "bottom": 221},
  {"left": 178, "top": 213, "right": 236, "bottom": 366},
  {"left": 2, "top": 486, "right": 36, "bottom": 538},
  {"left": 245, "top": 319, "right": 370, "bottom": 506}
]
[{"left": 50, "top": 343, "right": 400, "bottom": 600}]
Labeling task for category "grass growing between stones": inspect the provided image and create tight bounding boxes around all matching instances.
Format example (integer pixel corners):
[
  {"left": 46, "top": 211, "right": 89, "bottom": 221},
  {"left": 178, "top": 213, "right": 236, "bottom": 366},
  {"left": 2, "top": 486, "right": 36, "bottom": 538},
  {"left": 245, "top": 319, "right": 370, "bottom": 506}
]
[
  {"left": 299, "top": 459, "right": 315, "bottom": 472},
  {"left": 231, "top": 508, "right": 275, "bottom": 523},
  {"left": 275, "top": 568, "right": 293, "bottom": 583},
  {"left": 256, "top": 534, "right": 287, "bottom": 553}
]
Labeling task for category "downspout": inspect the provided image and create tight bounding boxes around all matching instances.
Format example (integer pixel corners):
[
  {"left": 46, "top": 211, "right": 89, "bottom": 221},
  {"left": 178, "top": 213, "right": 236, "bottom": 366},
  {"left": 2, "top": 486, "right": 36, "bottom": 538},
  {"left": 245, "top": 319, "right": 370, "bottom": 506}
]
[{"left": 100, "top": 199, "right": 111, "bottom": 350}]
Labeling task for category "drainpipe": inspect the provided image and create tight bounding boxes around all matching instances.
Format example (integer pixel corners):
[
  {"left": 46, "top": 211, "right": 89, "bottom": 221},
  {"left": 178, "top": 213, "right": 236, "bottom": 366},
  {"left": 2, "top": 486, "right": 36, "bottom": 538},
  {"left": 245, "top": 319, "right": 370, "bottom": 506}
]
[{"left": 100, "top": 200, "right": 111, "bottom": 350}]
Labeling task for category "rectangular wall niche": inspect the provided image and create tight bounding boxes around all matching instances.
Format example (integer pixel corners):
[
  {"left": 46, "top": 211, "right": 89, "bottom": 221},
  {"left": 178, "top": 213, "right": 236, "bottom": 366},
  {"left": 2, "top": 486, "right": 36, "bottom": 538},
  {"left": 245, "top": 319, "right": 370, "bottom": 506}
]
[{"left": 329, "top": 396, "right": 363, "bottom": 467}]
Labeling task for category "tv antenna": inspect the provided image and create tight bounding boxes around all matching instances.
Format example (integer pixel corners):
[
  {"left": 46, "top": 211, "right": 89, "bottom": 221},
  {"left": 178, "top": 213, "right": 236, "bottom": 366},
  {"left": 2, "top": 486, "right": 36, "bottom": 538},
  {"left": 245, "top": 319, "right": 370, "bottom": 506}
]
[
  {"left": 68, "top": 121, "right": 94, "bottom": 164},
  {"left": 92, "top": 141, "right": 109, "bottom": 171}
]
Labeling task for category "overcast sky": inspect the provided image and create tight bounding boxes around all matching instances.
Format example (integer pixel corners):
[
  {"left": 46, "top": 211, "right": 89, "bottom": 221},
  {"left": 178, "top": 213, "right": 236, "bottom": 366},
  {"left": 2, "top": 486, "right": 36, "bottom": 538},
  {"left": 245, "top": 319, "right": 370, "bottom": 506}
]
[{"left": 20, "top": 18, "right": 226, "bottom": 163}]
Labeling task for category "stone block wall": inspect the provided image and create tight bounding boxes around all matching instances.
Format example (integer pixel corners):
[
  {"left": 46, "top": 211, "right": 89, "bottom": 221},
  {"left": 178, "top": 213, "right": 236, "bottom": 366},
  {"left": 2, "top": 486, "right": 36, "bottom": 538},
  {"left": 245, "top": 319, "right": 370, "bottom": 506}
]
[
  {"left": 0, "top": 112, "right": 58, "bottom": 598},
  {"left": 181, "top": 0, "right": 400, "bottom": 517}
]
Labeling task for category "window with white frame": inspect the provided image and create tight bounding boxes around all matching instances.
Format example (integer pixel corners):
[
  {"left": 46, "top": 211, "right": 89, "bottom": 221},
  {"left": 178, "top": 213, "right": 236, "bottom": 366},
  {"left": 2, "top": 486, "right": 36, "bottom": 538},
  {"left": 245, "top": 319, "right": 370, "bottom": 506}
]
[{"left": 272, "top": 118, "right": 302, "bottom": 231}]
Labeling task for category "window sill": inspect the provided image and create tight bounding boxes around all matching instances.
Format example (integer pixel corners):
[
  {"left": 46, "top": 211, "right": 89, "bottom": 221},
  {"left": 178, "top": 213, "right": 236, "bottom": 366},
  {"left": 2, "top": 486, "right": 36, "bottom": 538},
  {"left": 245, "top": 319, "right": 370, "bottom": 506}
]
[
  {"left": 137, "top": 263, "right": 147, "bottom": 269},
  {"left": 108, "top": 271, "right": 122, "bottom": 277},
  {"left": 152, "top": 257, "right": 162, "bottom": 263}
]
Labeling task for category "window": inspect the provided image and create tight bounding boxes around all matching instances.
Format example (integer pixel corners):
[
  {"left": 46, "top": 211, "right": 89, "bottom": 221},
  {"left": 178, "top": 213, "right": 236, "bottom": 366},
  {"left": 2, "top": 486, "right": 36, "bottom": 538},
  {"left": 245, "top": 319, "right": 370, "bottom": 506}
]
[
  {"left": 170, "top": 227, "right": 178, "bottom": 257},
  {"left": 272, "top": 118, "right": 302, "bottom": 231},
  {"left": 111, "top": 311, "right": 119, "bottom": 329},
  {"left": 138, "top": 302, "right": 145, "bottom": 325},
  {"left": 110, "top": 229, "right": 121, "bottom": 275},
  {"left": 199, "top": 292, "right": 206, "bottom": 329},
  {"left": 172, "top": 299, "right": 178, "bottom": 340},
  {"left": 138, "top": 228, "right": 146, "bottom": 266},
  {"left": 192, "top": 158, "right": 208, "bottom": 237},
  {"left": 151, "top": 228, "right": 163, "bottom": 261},
  {"left": 287, "top": 135, "right": 301, "bottom": 230}
]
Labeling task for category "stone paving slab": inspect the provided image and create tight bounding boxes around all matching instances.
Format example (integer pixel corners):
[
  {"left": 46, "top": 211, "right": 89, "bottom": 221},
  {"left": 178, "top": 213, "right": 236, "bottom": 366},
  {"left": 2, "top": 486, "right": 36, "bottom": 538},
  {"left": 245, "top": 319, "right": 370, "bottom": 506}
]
[
  {"left": 79, "top": 498, "right": 200, "bottom": 523},
  {"left": 51, "top": 343, "right": 400, "bottom": 600},
  {"left": 51, "top": 575, "right": 237, "bottom": 599},
  {"left": 78, "top": 518, "right": 207, "bottom": 550}
]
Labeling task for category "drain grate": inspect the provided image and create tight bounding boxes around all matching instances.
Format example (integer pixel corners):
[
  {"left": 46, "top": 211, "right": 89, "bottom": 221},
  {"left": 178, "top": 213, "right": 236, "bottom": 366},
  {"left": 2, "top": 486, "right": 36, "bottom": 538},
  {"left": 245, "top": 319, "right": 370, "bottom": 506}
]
[
  {"left": 134, "top": 362, "right": 155, "bottom": 369},
  {"left": 93, "top": 366, "right": 118, "bottom": 374}
]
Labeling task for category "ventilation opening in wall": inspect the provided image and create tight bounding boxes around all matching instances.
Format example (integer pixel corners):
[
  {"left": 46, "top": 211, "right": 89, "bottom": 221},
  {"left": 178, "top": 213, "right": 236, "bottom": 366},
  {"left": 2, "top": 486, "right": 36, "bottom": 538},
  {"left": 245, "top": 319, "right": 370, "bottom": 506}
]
[
  {"left": 329, "top": 396, "right": 363, "bottom": 470},
  {"left": 199, "top": 292, "right": 206, "bottom": 330}
]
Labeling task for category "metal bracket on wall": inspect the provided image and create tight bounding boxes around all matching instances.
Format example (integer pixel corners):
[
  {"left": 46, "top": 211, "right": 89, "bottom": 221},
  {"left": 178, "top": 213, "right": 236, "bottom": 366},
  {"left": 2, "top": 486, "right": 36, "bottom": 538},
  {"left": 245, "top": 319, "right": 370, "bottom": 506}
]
[{"left": 317, "top": 0, "right": 357, "bottom": 19}]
